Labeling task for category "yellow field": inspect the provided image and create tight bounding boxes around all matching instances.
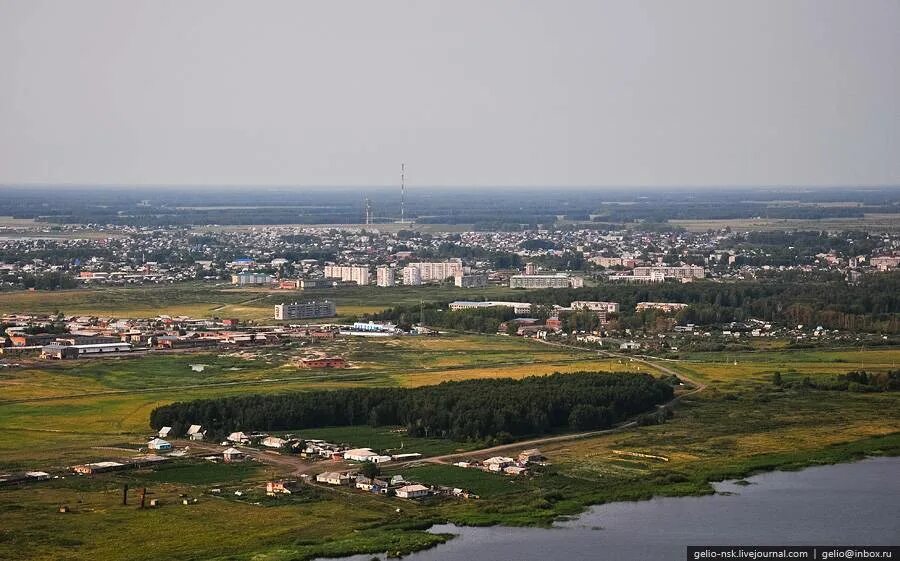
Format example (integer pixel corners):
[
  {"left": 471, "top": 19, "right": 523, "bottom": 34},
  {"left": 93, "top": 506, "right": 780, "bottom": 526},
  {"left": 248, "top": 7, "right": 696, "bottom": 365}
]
[
  {"left": 395, "top": 358, "right": 631, "bottom": 386},
  {"left": 673, "top": 348, "right": 900, "bottom": 383}
]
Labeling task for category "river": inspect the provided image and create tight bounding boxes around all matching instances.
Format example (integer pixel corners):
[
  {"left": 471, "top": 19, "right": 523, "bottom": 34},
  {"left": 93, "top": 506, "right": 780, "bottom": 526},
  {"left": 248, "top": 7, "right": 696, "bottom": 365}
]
[{"left": 323, "top": 456, "right": 900, "bottom": 561}]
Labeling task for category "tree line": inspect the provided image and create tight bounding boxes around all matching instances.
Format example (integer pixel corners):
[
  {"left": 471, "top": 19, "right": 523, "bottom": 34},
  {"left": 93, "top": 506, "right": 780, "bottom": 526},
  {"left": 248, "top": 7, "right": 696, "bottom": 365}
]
[{"left": 150, "top": 372, "right": 674, "bottom": 442}]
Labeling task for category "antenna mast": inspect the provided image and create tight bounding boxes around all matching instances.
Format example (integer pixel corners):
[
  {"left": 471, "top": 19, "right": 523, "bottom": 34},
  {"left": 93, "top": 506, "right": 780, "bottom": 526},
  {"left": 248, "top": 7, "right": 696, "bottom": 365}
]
[{"left": 400, "top": 163, "right": 405, "bottom": 223}]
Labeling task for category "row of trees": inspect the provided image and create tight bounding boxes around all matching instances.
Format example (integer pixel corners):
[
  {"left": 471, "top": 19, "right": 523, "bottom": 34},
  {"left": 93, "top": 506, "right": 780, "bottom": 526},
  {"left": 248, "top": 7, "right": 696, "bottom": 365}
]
[{"left": 150, "top": 372, "right": 675, "bottom": 442}]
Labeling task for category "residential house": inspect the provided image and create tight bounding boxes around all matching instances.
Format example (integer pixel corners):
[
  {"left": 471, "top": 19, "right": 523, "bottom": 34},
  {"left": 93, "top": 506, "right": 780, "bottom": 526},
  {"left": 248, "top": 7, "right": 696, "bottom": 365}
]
[
  {"left": 261, "top": 436, "right": 287, "bottom": 449},
  {"left": 395, "top": 484, "right": 430, "bottom": 499},
  {"left": 147, "top": 438, "right": 173, "bottom": 451},
  {"left": 316, "top": 472, "right": 351, "bottom": 486},
  {"left": 222, "top": 447, "right": 244, "bottom": 463}
]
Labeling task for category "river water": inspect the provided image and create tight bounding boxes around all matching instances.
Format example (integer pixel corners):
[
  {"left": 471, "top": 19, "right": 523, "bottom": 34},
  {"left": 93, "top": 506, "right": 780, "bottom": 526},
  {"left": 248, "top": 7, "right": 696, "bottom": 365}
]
[{"left": 324, "top": 456, "right": 899, "bottom": 561}]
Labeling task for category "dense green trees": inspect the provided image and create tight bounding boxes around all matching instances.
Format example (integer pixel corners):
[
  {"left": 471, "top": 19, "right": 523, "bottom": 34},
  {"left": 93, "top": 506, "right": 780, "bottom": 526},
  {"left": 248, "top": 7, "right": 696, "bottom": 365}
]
[
  {"left": 367, "top": 304, "right": 519, "bottom": 334},
  {"left": 801, "top": 370, "right": 900, "bottom": 392},
  {"left": 368, "top": 272, "right": 900, "bottom": 334},
  {"left": 150, "top": 372, "right": 674, "bottom": 442}
]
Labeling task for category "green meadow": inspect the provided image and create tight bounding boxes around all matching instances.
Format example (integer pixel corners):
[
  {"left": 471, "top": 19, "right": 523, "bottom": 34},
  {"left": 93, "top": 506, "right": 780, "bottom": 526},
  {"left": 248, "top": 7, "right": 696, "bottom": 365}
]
[{"left": 1, "top": 328, "right": 899, "bottom": 561}]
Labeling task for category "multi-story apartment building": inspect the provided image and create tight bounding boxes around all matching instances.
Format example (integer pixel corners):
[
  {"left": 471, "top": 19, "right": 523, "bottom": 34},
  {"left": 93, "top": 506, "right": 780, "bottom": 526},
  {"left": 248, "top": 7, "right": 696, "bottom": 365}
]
[
  {"left": 402, "top": 266, "right": 422, "bottom": 286},
  {"left": 404, "top": 260, "right": 463, "bottom": 283},
  {"left": 375, "top": 266, "right": 395, "bottom": 287},
  {"left": 635, "top": 302, "right": 688, "bottom": 313},
  {"left": 324, "top": 265, "right": 371, "bottom": 286},
  {"left": 448, "top": 301, "right": 533, "bottom": 315},
  {"left": 454, "top": 272, "right": 488, "bottom": 288},
  {"left": 231, "top": 273, "right": 273, "bottom": 286},
  {"left": 632, "top": 265, "right": 705, "bottom": 280},
  {"left": 570, "top": 301, "right": 620, "bottom": 314},
  {"left": 509, "top": 273, "right": 583, "bottom": 289},
  {"left": 274, "top": 300, "right": 337, "bottom": 320}
]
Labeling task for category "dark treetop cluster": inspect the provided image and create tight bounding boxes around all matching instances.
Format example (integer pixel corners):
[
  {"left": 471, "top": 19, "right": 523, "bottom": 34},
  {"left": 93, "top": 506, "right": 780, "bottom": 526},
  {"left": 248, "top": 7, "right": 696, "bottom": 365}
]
[{"left": 150, "top": 372, "right": 674, "bottom": 442}]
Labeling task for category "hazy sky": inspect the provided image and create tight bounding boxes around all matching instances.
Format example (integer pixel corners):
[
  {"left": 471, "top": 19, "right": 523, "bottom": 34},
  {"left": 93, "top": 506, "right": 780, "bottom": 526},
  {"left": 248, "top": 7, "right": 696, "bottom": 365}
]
[{"left": 1, "top": 0, "right": 898, "bottom": 188}]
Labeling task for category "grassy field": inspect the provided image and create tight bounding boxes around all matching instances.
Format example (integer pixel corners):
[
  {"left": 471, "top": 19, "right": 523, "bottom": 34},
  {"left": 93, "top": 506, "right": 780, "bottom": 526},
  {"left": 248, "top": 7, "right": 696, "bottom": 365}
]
[
  {"left": 669, "top": 213, "right": 900, "bottom": 233},
  {"left": 1, "top": 332, "right": 899, "bottom": 561},
  {"left": 0, "top": 282, "right": 528, "bottom": 321},
  {"left": 0, "top": 335, "right": 591, "bottom": 469}
]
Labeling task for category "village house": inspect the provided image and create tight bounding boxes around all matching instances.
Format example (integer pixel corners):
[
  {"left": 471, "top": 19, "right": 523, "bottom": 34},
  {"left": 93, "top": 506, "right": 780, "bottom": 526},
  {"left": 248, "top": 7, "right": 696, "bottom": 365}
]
[
  {"left": 354, "top": 475, "right": 389, "bottom": 493},
  {"left": 187, "top": 425, "right": 205, "bottom": 441},
  {"left": 261, "top": 436, "right": 287, "bottom": 449},
  {"left": 227, "top": 431, "right": 249, "bottom": 444},
  {"left": 147, "top": 438, "right": 173, "bottom": 451},
  {"left": 395, "top": 484, "right": 430, "bottom": 499},
  {"left": 71, "top": 461, "right": 126, "bottom": 475},
  {"left": 266, "top": 480, "right": 299, "bottom": 496},
  {"left": 517, "top": 449, "right": 544, "bottom": 464},
  {"left": 482, "top": 456, "right": 514, "bottom": 472},
  {"left": 316, "top": 471, "right": 352, "bottom": 486},
  {"left": 222, "top": 447, "right": 244, "bottom": 463}
]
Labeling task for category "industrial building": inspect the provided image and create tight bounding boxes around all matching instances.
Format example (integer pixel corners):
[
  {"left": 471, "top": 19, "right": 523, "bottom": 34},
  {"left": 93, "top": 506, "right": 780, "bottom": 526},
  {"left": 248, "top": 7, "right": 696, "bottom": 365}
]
[
  {"left": 509, "top": 273, "right": 583, "bottom": 289},
  {"left": 324, "top": 265, "right": 371, "bottom": 286},
  {"left": 274, "top": 300, "right": 336, "bottom": 320},
  {"left": 41, "top": 342, "right": 133, "bottom": 359}
]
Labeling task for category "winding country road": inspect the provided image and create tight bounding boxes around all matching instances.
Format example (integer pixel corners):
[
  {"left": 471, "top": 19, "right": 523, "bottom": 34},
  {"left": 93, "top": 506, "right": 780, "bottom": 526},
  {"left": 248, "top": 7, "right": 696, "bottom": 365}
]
[
  {"left": 188, "top": 340, "right": 709, "bottom": 475},
  {"left": 411, "top": 340, "right": 707, "bottom": 465}
]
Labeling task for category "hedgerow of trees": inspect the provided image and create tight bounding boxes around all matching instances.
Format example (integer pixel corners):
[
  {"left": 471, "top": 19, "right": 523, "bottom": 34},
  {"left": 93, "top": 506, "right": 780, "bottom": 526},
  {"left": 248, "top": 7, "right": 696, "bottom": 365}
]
[{"left": 150, "top": 372, "right": 674, "bottom": 442}]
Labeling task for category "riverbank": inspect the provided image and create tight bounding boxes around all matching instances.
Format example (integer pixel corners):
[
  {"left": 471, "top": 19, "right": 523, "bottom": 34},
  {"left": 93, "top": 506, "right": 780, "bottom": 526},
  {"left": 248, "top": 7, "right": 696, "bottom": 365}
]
[
  {"left": 319, "top": 455, "right": 900, "bottom": 561},
  {"left": 251, "top": 432, "right": 900, "bottom": 561}
]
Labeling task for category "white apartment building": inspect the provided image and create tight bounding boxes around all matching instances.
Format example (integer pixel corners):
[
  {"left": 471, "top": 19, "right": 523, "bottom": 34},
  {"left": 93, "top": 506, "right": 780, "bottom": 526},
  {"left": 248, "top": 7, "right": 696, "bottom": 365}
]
[
  {"left": 570, "top": 301, "right": 620, "bottom": 314},
  {"left": 448, "top": 301, "right": 533, "bottom": 315},
  {"left": 324, "top": 265, "right": 371, "bottom": 286},
  {"left": 405, "top": 260, "right": 463, "bottom": 283},
  {"left": 454, "top": 272, "right": 488, "bottom": 288},
  {"left": 509, "top": 273, "right": 583, "bottom": 289},
  {"left": 231, "top": 273, "right": 273, "bottom": 286},
  {"left": 632, "top": 265, "right": 705, "bottom": 280},
  {"left": 274, "top": 300, "right": 336, "bottom": 320},
  {"left": 402, "top": 266, "right": 422, "bottom": 286},
  {"left": 376, "top": 266, "right": 395, "bottom": 287}
]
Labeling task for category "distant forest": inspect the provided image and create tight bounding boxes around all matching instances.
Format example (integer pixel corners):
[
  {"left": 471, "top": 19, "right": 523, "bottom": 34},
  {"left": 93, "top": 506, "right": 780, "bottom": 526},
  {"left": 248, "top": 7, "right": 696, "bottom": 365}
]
[
  {"left": 368, "top": 272, "right": 900, "bottom": 334},
  {"left": 2, "top": 186, "right": 896, "bottom": 227},
  {"left": 149, "top": 372, "right": 675, "bottom": 442}
]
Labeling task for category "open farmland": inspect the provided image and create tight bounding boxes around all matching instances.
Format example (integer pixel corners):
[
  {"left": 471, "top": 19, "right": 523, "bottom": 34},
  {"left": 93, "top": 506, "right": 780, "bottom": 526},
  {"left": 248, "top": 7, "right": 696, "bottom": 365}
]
[{"left": 1, "top": 332, "right": 899, "bottom": 561}]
